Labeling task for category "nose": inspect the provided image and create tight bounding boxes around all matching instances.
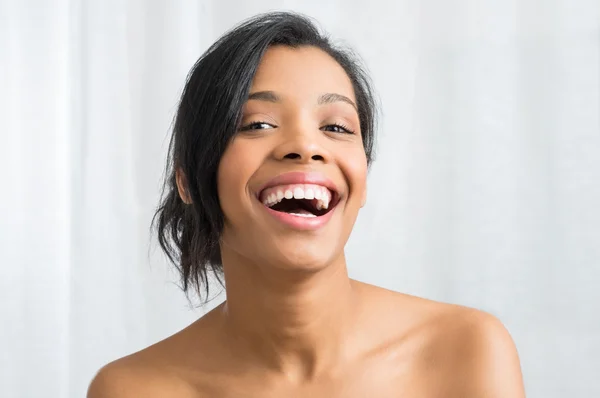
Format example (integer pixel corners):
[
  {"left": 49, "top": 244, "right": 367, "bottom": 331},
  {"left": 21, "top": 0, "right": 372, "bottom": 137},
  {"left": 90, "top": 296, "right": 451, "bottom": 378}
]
[{"left": 272, "top": 133, "right": 330, "bottom": 164}]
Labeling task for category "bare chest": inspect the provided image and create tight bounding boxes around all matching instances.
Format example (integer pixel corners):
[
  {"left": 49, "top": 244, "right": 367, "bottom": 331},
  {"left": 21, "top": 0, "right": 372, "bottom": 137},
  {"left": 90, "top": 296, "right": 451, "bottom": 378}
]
[{"left": 189, "top": 362, "right": 449, "bottom": 398}]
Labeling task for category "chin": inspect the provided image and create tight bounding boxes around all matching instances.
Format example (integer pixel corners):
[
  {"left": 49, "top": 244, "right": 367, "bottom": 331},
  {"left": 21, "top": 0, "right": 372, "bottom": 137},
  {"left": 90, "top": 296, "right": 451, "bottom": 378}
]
[{"left": 266, "top": 242, "right": 342, "bottom": 273}]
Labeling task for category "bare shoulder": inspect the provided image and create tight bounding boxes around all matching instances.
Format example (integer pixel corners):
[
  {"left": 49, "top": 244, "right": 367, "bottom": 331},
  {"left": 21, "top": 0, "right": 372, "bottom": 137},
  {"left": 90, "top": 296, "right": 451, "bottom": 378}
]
[
  {"left": 87, "top": 349, "right": 200, "bottom": 398},
  {"left": 422, "top": 303, "right": 526, "bottom": 397},
  {"left": 356, "top": 282, "right": 525, "bottom": 397},
  {"left": 87, "top": 316, "right": 219, "bottom": 398}
]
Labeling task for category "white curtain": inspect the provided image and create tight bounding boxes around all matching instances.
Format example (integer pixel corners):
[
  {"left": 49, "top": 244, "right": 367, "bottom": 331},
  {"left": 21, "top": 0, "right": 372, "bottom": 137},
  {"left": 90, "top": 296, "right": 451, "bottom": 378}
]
[{"left": 1, "top": 1, "right": 598, "bottom": 397}]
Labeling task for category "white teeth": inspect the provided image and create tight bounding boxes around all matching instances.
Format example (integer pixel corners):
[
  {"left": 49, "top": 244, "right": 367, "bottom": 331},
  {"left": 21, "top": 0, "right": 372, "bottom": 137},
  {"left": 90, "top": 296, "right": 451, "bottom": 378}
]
[
  {"left": 293, "top": 187, "right": 304, "bottom": 199},
  {"left": 289, "top": 212, "right": 317, "bottom": 218},
  {"left": 316, "top": 193, "right": 330, "bottom": 210},
  {"left": 262, "top": 184, "right": 333, "bottom": 209}
]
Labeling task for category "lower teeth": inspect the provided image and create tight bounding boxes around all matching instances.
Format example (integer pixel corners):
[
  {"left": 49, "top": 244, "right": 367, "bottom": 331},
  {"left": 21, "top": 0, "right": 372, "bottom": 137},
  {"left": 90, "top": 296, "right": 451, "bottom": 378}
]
[{"left": 289, "top": 212, "right": 317, "bottom": 218}]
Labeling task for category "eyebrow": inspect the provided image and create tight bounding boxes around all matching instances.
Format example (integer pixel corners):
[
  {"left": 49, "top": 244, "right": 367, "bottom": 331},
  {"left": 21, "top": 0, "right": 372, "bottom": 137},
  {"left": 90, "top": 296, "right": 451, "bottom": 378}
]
[
  {"left": 247, "top": 91, "right": 281, "bottom": 102},
  {"left": 247, "top": 90, "right": 357, "bottom": 110},
  {"left": 317, "top": 93, "right": 357, "bottom": 110}
]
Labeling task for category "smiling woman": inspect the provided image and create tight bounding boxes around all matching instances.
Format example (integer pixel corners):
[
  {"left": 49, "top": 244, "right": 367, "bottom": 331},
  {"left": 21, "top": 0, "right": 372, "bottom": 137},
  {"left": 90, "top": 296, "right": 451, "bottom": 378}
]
[{"left": 87, "top": 11, "right": 525, "bottom": 398}]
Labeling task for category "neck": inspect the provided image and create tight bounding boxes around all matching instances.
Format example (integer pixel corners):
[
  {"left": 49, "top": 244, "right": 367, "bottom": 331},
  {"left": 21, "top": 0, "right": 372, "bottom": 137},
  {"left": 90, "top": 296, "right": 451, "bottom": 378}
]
[{"left": 218, "top": 249, "right": 358, "bottom": 381}]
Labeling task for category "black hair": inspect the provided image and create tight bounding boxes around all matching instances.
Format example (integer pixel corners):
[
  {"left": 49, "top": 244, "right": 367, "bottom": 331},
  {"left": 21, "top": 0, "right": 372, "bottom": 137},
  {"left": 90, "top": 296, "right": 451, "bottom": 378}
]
[{"left": 153, "top": 11, "right": 378, "bottom": 300}]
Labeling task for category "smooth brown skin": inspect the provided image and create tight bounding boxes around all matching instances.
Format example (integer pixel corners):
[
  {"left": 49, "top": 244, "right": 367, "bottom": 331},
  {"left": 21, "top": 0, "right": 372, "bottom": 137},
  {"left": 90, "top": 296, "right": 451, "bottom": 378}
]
[{"left": 88, "top": 46, "right": 525, "bottom": 397}]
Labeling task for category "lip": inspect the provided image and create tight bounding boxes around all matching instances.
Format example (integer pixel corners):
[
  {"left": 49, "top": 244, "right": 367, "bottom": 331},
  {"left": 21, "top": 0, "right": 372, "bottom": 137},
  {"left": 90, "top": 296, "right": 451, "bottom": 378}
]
[{"left": 256, "top": 171, "right": 340, "bottom": 231}]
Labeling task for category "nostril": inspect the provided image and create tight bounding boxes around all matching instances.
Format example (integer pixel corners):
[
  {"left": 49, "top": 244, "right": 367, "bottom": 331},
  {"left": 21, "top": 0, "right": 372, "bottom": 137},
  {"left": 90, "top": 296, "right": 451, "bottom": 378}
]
[{"left": 282, "top": 153, "right": 325, "bottom": 161}]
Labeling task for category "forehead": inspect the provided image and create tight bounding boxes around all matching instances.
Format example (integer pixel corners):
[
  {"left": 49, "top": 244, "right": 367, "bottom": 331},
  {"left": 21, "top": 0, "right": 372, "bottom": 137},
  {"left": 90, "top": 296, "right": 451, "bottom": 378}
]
[{"left": 250, "top": 45, "right": 356, "bottom": 102}]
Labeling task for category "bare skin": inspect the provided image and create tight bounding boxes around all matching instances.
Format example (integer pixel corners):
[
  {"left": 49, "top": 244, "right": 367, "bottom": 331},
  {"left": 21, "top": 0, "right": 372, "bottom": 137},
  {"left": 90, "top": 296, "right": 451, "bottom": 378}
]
[{"left": 88, "top": 46, "right": 525, "bottom": 397}]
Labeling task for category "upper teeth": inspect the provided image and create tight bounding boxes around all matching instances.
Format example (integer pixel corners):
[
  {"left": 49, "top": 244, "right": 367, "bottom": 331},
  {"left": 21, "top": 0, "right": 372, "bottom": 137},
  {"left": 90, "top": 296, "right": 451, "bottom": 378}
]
[{"left": 261, "top": 184, "right": 332, "bottom": 210}]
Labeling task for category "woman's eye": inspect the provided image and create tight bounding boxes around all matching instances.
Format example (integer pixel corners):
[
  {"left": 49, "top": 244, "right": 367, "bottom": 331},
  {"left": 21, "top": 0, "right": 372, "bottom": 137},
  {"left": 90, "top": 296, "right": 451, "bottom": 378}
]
[
  {"left": 321, "top": 124, "right": 355, "bottom": 135},
  {"left": 239, "top": 121, "right": 276, "bottom": 131}
]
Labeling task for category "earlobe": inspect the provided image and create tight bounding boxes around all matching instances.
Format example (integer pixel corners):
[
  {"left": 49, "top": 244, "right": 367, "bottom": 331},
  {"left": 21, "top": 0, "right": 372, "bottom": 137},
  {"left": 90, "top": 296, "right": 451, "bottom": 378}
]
[
  {"left": 176, "top": 168, "right": 192, "bottom": 204},
  {"left": 360, "top": 187, "right": 367, "bottom": 208}
]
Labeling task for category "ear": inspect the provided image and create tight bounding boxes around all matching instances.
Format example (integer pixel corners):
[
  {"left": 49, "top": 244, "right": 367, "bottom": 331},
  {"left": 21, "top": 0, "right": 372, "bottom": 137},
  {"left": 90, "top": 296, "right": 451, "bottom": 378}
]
[
  {"left": 360, "top": 184, "right": 367, "bottom": 208},
  {"left": 176, "top": 168, "right": 192, "bottom": 204}
]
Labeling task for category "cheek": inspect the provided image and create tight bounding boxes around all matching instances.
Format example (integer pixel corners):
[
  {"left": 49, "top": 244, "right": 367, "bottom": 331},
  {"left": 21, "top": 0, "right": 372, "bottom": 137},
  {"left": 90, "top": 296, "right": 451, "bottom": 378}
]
[
  {"left": 343, "top": 148, "right": 368, "bottom": 203},
  {"left": 217, "top": 139, "right": 259, "bottom": 220}
]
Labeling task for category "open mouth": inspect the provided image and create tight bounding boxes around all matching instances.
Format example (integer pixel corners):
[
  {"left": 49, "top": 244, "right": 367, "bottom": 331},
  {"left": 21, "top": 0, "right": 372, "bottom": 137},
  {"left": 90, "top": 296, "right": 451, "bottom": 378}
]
[{"left": 259, "top": 184, "right": 340, "bottom": 218}]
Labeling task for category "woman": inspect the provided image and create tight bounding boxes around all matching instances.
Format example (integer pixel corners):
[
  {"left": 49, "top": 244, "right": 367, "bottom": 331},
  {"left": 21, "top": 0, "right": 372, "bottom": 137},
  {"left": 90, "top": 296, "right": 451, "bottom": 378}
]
[{"left": 89, "top": 12, "right": 525, "bottom": 397}]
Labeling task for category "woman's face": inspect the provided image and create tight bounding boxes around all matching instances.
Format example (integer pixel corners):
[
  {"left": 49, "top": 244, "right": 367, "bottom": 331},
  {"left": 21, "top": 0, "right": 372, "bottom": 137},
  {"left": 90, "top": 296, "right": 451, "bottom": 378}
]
[{"left": 217, "top": 45, "right": 368, "bottom": 271}]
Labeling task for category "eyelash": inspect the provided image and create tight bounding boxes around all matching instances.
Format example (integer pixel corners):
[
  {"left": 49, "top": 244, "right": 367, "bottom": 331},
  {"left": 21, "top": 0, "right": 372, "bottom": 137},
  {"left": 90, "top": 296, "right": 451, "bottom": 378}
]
[
  {"left": 322, "top": 123, "right": 355, "bottom": 135},
  {"left": 239, "top": 121, "right": 274, "bottom": 131},
  {"left": 239, "top": 121, "right": 355, "bottom": 135}
]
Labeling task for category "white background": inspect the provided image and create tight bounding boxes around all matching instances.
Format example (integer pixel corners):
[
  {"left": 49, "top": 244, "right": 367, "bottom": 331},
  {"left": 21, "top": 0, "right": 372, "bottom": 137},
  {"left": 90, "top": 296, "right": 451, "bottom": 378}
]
[{"left": 1, "top": 1, "right": 599, "bottom": 397}]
